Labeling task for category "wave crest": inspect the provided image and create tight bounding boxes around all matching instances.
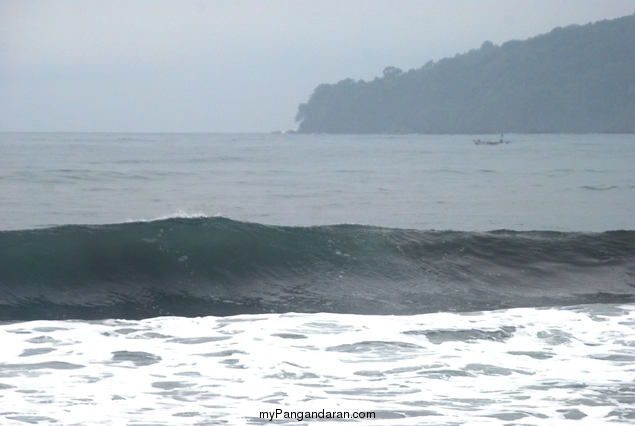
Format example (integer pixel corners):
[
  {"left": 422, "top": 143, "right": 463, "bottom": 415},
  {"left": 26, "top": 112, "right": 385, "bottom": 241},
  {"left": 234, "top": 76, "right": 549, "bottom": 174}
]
[{"left": 1, "top": 217, "right": 634, "bottom": 320}]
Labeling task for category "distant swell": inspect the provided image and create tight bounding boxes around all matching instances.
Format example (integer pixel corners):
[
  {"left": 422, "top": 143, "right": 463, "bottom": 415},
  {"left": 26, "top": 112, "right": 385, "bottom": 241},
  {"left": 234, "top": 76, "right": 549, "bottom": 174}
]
[
  {"left": 1, "top": 217, "right": 634, "bottom": 320},
  {"left": 580, "top": 185, "right": 618, "bottom": 191}
]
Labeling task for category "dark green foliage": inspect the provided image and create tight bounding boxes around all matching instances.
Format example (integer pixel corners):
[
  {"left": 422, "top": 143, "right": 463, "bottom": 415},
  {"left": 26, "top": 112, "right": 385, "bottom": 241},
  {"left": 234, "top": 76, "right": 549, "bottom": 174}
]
[{"left": 295, "top": 14, "right": 635, "bottom": 134}]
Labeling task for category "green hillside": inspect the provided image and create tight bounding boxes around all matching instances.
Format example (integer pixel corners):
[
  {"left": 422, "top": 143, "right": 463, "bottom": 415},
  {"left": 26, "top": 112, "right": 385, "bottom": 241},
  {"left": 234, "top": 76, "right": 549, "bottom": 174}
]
[{"left": 295, "top": 14, "right": 635, "bottom": 134}]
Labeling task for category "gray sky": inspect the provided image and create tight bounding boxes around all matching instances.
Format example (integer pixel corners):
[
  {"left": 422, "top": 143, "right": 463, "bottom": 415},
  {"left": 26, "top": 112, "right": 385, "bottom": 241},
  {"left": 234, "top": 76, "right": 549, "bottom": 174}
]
[{"left": 1, "top": 0, "right": 634, "bottom": 133}]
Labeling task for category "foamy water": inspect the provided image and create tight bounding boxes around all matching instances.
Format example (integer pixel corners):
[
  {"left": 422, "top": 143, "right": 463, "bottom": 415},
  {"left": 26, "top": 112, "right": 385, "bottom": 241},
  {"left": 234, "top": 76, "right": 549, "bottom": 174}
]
[{"left": 2, "top": 304, "right": 634, "bottom": 425}]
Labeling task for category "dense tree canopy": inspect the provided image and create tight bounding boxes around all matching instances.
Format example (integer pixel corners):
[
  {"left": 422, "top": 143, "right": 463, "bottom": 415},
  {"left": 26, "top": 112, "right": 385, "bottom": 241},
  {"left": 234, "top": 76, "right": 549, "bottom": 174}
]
[{"left": 295, "top": 14, "right": 635, "bottom": 134}]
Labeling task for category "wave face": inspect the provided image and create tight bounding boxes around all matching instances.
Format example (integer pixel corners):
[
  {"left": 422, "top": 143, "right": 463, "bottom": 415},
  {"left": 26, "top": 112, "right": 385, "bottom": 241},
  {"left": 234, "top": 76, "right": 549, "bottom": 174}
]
[{"left": 1, "top": 217, "right": 634, "bottom": 320}]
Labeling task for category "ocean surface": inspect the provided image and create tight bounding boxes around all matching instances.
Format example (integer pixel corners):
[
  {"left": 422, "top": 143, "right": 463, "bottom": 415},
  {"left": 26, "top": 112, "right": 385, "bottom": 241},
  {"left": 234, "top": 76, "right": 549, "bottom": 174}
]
[{"left": 1, "top": 132, "right": 634, "bottom": 425}]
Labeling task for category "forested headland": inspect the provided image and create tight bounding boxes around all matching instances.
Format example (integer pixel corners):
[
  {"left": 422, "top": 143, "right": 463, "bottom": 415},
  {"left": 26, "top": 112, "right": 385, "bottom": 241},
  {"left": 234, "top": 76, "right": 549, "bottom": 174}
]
[{"left": 294, "top": 13, "right": 635, "bottom": 134}]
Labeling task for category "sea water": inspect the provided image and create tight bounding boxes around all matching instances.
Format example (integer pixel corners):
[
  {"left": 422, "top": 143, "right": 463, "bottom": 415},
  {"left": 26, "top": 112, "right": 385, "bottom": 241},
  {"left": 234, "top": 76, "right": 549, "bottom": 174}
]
[
  {"left": 1, "top": 133, "right": 634, "bottom": 425},
  {"left": 1, "top": 133, "right": 633, "bottom": 232}
]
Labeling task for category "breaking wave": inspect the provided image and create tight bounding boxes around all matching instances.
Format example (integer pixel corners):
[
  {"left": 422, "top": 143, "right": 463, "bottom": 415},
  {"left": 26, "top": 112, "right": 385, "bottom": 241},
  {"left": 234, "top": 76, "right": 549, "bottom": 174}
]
[{"left": 1, "top": 217, "right": 633, "bottom": 320}]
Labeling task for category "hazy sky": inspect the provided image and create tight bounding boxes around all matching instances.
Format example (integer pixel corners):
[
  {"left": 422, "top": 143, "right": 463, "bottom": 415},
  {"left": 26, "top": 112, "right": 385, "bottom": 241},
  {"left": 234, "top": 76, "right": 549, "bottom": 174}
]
[{"left": 1, "top": 0, "right": 634, "bottom": 132}]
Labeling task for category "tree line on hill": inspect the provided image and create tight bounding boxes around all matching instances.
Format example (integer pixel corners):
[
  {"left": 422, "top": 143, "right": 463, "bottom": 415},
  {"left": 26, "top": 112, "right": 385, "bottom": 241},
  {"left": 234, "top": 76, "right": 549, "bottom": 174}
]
[{"left": 294, "top": 13, "right": 635, "bottom": 134}]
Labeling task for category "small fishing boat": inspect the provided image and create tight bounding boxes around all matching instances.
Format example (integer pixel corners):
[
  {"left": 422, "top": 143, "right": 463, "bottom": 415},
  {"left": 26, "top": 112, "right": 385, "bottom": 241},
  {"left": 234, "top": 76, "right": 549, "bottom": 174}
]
[
  {"left": 472, "top": 134, "right": 508, "bottom": 145},
  {"left": 472, "top": 139, "right": 507, "bottom": 145}
]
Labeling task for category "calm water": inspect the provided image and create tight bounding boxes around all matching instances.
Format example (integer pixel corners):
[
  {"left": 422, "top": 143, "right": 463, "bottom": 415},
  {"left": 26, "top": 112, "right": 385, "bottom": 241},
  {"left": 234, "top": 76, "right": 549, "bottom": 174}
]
[
  {"left": 1, "top": 132, "right": 634, "bottom": 425},
  {"left": 1, "top": 132, "right": 634, "bottom": 231}
]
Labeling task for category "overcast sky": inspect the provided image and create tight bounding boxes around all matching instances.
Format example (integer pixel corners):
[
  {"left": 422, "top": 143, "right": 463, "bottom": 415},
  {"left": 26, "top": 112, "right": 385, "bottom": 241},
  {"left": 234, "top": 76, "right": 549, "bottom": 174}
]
[{"left": 1, "top": 0, "right": 633, "bottom": 133}]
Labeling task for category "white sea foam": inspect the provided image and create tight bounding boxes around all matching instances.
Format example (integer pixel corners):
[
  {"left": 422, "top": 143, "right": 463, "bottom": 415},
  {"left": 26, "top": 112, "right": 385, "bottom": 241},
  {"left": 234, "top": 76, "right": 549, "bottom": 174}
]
[
  {"left": 125, "top": 211, "right": 212, "bottom": 224},
  {"left": 1, "top": 304, "right": 634, "bottom": 425}
]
